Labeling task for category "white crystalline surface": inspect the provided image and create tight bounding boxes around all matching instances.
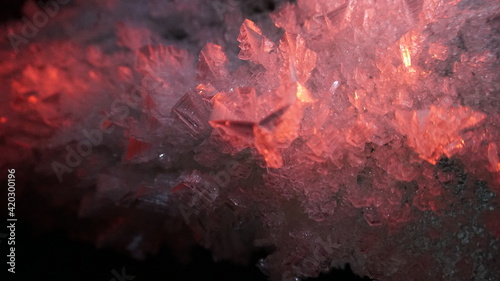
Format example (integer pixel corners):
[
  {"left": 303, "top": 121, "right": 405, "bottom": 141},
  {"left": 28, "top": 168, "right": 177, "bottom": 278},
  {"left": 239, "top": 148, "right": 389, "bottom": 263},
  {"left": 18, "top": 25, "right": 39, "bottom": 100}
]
[{"left": 1, "top": 0, "right": 499, "bottom": 280}]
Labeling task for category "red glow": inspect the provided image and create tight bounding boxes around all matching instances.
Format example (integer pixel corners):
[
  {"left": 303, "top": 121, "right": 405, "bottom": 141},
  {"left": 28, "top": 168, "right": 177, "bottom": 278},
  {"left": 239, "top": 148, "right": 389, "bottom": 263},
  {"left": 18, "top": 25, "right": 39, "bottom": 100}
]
[
  {"left": 125, "top": 138, "right": 152, "bottom": 161},
  {"left": 2, "top": 1, "right": 499, "bottom": 280}
]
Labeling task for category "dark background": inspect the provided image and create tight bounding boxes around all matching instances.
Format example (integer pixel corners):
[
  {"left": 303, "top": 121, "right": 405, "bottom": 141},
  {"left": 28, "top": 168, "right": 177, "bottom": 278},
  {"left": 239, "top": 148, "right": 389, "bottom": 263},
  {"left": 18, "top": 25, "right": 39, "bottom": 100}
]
[{"left": 3, "top": 222, "right": 370, "bottom": 281}]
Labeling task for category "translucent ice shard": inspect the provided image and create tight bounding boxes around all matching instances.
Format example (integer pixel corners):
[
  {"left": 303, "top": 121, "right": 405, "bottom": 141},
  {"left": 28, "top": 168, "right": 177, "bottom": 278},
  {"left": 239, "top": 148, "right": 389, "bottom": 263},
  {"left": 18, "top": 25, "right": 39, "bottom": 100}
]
[
  {"left": 487, "top": 143, "right": 500, "bottom": 172},
  {"left": 170, "top": 171, "right": 220, "bottom": 221},
  {"left": 270, "top": 2, "right": 299, "bottom": 34},
  {"left": 237, "top": 19, "right": 278, "bottom": 70},
  {"left": 197, "top": 43, "right": 229, "bottom": 86},
  {"left": 395, "top": 105, "right": 487, "bottom": 164},
  {"left": 171, "top": 90, "right": 212, "bottom": 140},
  {"left": 278, "top": 32, "right": 317, "bottom": 84},
  {"left": 209, "top": 83, "right": 307, "bottom": 168},
  {"left": 211, "top": 87, "right": 258, "bottom": 123},
  {"left": 125, "top": 137, "right": 152, "bottom": 162},
  {"left": 300, "top": 1, "right": 349, "bottom": 48},
  {"left": 136, "top": 45, "right": 195, "bottom": 118},
  {"left": 116, "top": 23, "right": 156, "bottom": 50},
  {"left": 137, "top": 45, "right": 194, "bottom": 83},
  {"left": 253, "top": 126, "right": 283, "bottom": 168},
  {"left": 345, "top": 115, "right": 376, "bottom": 148}
]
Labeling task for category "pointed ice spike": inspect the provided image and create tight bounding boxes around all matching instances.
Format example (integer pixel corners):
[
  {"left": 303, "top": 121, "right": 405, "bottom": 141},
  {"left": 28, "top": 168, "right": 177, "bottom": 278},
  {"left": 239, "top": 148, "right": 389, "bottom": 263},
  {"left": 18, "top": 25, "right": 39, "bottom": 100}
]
[
  {"left": 136, "top": 45, "right": 193, "bottom": 82},
  {"left": 197, "top": 43, "right": 229, "bottom": 84},
  {"left": 125, "top": 138, "right": 152, "bottom": 161},
  {"left": 209, "top": 88, "right": 259, "bottom": 142},
  {"left": 270, "top": 2, "right": 299, "bottom": 33},
  {"left": 395, "top": 105, "right": 487, "bottom": 164},
  {"left": 237, "top": 19, "right": 277, "bottom": 69},
  {"left": 258, "top": 104, "right": 291, "bottom": 130},
  {"left": 279, "top": 33, "right": 317, "bottom": 84},
  {"left": 210, "top": 87, "right": 258, "bottom": 122},
  {"left": 171, "top": 90, "right": 211, "bottom": 139},
  {"left": 209, "top": 120, "right": 255, "bottom": 142}
]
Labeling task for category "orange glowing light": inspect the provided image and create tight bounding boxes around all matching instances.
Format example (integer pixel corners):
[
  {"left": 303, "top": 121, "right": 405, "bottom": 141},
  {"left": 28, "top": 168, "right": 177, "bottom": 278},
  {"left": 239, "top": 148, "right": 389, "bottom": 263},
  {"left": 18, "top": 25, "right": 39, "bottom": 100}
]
[
  {"left": 397, "top": 30, "right": 423, "bottom": 74},
  {"left": 487, "top": 143, "right": 500, "bottom": 172},
  {"left": 296, "top": 82, "right": 315, "bottom": 104},
  {"left": 28, "top": 96, "right": 38, "bottom": 104},
  {"left": 89, "top": 70, "right": 98, "bottom": 79},
  {"left": 400, "top": 44, "right": 412, "bottom": 67},
  {"left": 395, "top": 106, "right": 486, "bottom": 164},
  {"left": 47, "top": 66, "right": 59, "bottom": 79}
]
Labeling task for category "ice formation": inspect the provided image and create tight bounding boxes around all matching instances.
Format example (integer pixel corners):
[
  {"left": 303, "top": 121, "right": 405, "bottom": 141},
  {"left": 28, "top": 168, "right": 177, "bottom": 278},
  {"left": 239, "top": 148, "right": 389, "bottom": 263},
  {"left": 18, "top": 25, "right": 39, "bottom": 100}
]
[{"left": 1, "top": 0, "right": 499, "bottom": 280}]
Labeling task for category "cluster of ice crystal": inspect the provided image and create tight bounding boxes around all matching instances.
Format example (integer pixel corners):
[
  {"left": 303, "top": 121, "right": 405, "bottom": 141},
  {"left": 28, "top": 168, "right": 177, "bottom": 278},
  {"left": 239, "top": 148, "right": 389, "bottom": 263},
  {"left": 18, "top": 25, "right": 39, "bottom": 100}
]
[{"left": 1, "top": 0, "right": 499, "bottom": 280}]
